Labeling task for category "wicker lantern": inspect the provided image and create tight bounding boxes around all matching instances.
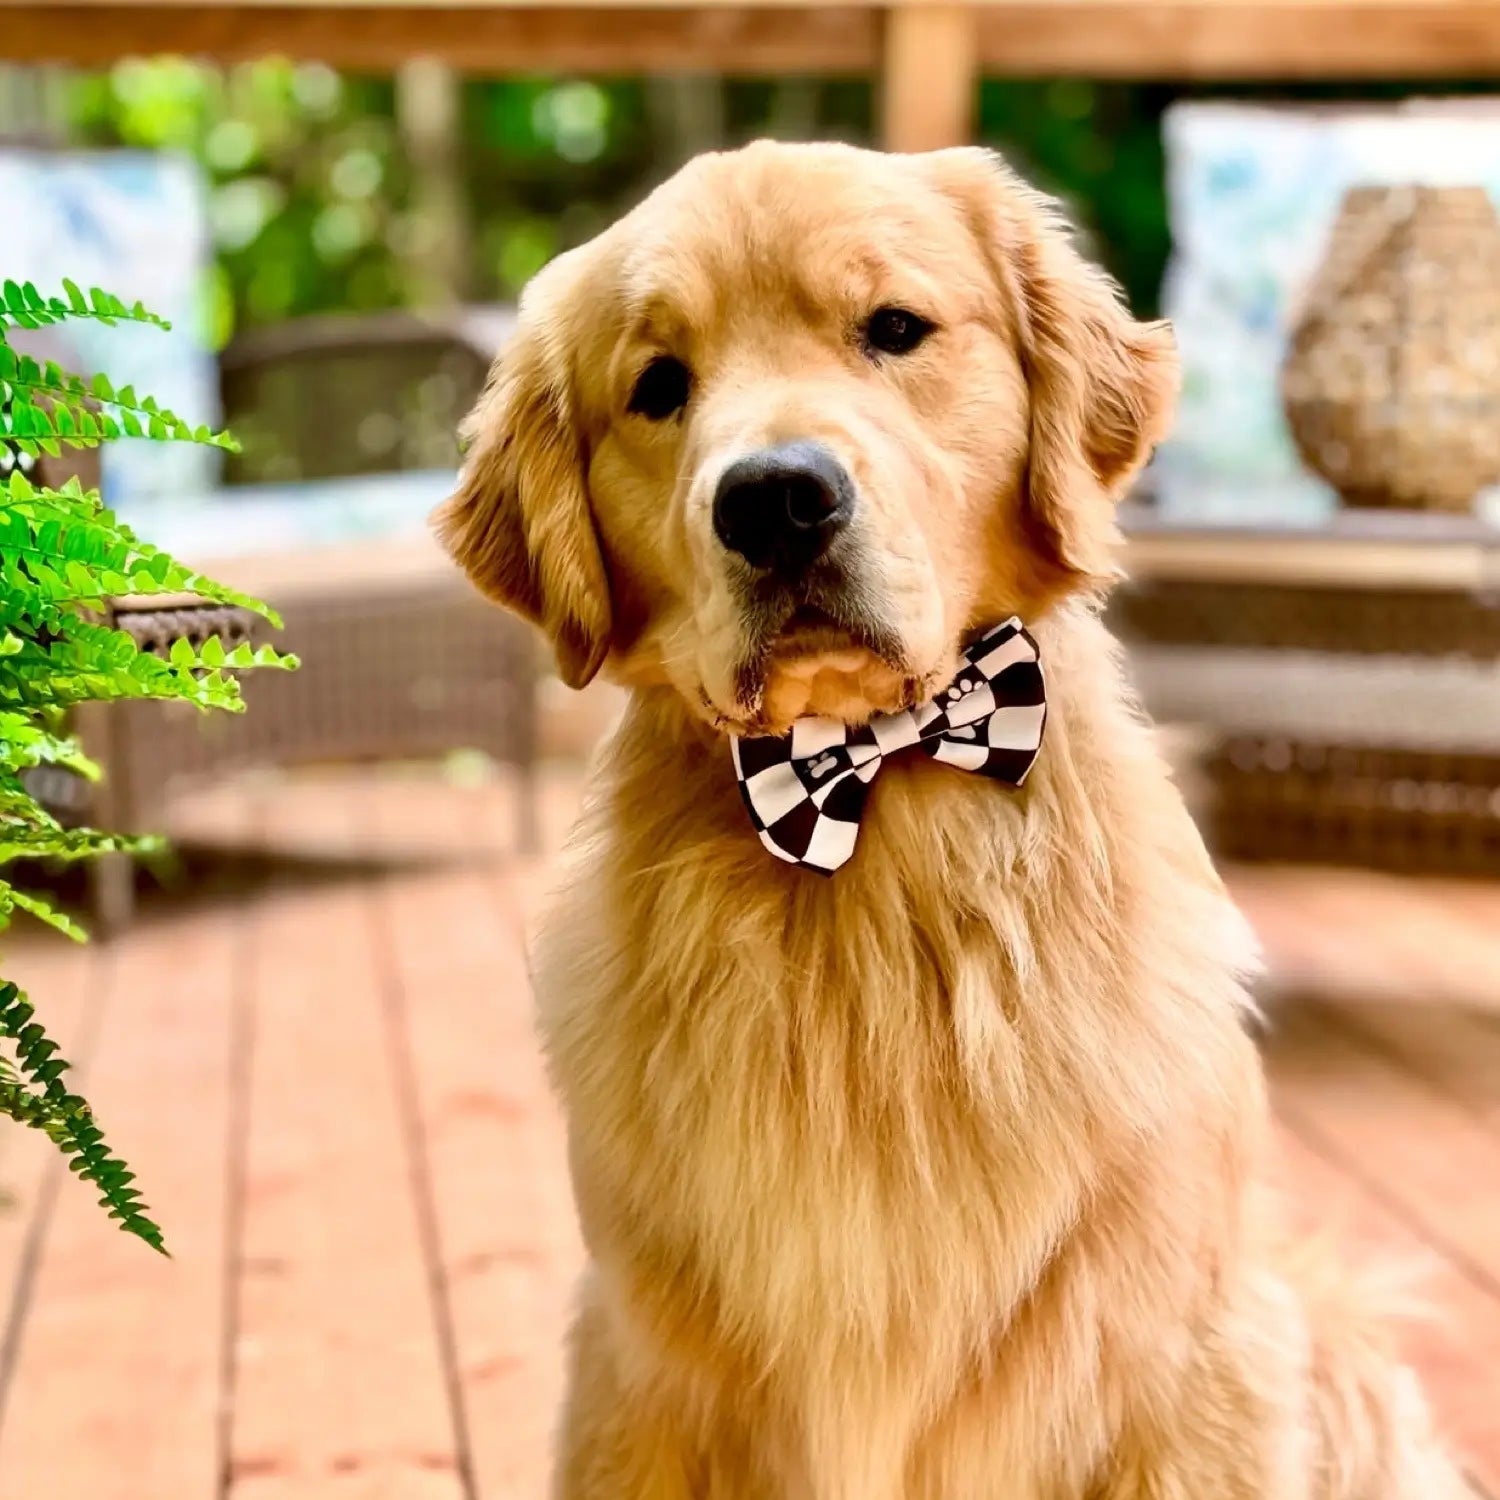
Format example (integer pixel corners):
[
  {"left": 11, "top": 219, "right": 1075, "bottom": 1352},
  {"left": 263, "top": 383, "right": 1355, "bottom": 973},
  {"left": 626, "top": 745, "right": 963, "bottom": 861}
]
[{"left": 1281, "top": 183, "right": 1500, "bottom": 513}]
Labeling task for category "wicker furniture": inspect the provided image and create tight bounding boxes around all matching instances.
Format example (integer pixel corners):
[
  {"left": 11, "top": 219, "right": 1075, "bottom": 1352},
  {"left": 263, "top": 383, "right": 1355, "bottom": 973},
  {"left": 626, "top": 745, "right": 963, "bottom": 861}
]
[
  {"left": 70, "top": 593, "right": 262, "bottom": 931},
  {"left": 63, "top": 309, "right": 538, "bottom": 931},
  {"left": 1114, "top": 503, "right": 1500, "bottom": 873},
  {"left": 220, "top": 310, "right": 508, "bottom": 485},
  {"left": 1282, "top": 183, "right": 1500, "bottom": 514},
  {"left": 87, "top": 533, "right": 538, "bottom": 921},
  {"left": 77, "top": 507, "right": 540, "bottom": 934}
]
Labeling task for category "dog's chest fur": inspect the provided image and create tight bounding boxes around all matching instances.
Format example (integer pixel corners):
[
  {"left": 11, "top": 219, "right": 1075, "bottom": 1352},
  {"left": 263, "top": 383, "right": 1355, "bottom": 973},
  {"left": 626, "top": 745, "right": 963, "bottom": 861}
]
[{"left": 531, "top": 613, "right": 1262, "bottom": 1491}]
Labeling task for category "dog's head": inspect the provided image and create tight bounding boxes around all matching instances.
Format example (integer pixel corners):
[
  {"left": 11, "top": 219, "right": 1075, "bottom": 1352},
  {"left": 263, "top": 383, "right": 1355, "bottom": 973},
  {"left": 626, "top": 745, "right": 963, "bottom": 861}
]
[{"left": 437, "top": 142, "right": 1176, "bottom": 734}]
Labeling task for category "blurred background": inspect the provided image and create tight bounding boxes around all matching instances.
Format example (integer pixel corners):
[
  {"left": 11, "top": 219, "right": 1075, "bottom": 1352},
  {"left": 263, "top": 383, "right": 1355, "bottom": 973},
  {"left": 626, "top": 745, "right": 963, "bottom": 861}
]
[{"left": 3, "top": 8, "right": 1500, "bottom": 1497}]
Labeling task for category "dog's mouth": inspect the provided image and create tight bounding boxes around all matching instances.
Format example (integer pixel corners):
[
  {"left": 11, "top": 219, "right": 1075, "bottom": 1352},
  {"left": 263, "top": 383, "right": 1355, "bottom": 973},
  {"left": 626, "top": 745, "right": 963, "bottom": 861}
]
[
  {"left": 738, "top": 591, "right": 901, "bottom": 681},
  {"left": 767, "top": 604, "right": 879, "bottom": 660},
  {"left": 718, "top": 588, "right": 918, "bottom": 735}
]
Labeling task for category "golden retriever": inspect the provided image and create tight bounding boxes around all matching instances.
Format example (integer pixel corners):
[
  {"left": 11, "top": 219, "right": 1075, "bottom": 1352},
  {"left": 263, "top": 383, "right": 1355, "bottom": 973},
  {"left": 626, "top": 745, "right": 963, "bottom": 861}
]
[{"left": 437, "top": 141, "right": 1464, "bottom": 1499}]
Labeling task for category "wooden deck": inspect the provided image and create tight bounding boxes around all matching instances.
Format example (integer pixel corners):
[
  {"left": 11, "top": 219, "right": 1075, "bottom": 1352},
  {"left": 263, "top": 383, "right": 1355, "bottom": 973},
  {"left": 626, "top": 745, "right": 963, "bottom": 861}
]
[{"left": 0, "top": 765, "right": 1498, "bottom": 1497}]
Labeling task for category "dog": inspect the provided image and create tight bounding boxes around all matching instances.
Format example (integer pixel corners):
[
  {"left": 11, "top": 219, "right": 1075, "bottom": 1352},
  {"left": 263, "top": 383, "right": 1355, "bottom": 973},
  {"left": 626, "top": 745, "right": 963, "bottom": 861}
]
[{"left": 437, "top": 141, "right": 1464, "bottom": 1499}]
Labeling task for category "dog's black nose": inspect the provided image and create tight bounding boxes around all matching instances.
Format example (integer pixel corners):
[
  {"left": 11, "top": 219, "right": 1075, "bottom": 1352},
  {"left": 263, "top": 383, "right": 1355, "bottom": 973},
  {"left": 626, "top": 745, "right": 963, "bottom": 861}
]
[{"left": 713, "top": 442, "right": 854, "bottom": 575}]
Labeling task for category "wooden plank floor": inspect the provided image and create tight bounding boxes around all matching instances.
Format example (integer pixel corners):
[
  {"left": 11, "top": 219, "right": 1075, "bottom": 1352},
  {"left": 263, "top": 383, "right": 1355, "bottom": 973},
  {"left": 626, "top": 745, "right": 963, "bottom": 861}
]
[{"left": 0, "top": 766, "right": 1497, "bottom": 1497}]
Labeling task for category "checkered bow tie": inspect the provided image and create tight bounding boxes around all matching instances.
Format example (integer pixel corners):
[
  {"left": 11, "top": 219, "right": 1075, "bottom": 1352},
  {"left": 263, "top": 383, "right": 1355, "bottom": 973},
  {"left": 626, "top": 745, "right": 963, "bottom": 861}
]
[{"left": 730, "top": 619, "right": 1047, "bottom": 874}]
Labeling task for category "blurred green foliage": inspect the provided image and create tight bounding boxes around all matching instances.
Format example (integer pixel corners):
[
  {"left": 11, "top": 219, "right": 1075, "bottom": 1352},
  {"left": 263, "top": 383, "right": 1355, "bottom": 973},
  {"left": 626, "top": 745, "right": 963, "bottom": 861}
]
[
  {"left": 978, "top": 80, "right": 1171, "bottom": 316},
  {"left": 63, "top": 60, "right": 1184, "bottom": 344},
  {"left": 60, "top": 64, "right": 890, "bottom": 344},
  {"left": 980, "top": 76, "right": 1500, "bottom": 316},
  {"left": 67, "top": 60, "right": 1479, "bottom": 344},
  {"left": 70, "top": 60, "right": 414, "bottom": 343},
  {"left": 69, "top": 62, "right": 409, "bottom": 345}
]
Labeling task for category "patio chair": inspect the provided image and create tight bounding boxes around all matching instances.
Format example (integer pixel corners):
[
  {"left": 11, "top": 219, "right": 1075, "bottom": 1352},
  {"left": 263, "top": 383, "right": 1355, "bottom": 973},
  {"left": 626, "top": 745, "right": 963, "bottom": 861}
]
[
  {"left": 81, "top": 307, "right": 538, "bottom": 930},
  {"left": 219, "top": 307, "right": 509, "bottom": 484}
]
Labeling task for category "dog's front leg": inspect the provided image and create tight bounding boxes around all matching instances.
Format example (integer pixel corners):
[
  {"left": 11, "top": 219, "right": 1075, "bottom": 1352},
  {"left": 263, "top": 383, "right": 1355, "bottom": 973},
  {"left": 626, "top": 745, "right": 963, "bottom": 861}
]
[
  {"left": 554, "top": 1273, "right": 769, "bottom": 1500},
  {"left": 1084, "top": 1433, "right": 1311, "bottom": 1500},
  {"left": 553, "top": 1284, "right": 699, "bottom": 1500},
  {"left": 1083, "top": 1351, "right": 1315, "bottom": 1500}
]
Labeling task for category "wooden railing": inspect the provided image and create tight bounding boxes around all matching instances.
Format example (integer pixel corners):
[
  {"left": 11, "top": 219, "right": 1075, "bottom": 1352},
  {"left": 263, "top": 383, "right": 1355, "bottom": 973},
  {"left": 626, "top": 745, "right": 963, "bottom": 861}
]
[{"left": 8, "top": 0, "right": 1500, "bottom": 150}]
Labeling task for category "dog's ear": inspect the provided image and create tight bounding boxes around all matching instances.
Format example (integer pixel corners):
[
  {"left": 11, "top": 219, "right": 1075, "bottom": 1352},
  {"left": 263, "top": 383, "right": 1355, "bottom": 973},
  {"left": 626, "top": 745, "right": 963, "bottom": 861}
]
[
  {"left": 924, "top": 147, "right": 1178, "bottom": 580},
  {"left": 434, "top": 270, "right": 612, "bottom": 689}
]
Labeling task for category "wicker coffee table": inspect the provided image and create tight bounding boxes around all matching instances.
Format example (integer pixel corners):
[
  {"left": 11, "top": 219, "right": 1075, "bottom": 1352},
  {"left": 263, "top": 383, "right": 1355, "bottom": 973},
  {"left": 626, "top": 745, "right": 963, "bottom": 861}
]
[
  {"left": 1114, "top": 503, "right": 1500, "bottom": 873},
  {"left": 77, "top": 473, "right": 537, "bottom": 931}
]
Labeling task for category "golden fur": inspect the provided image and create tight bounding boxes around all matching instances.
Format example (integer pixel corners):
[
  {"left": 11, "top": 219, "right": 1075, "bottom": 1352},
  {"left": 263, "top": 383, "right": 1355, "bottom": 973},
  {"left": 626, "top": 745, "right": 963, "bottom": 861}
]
[{"left": 437, "top": 141, "right": 1464, "bottom": 1499}]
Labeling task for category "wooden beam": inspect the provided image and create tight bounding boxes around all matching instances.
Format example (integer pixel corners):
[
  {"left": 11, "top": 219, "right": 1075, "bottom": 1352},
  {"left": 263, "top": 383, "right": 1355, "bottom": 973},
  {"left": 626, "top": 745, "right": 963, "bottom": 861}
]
[
  {"left": 13, "top": 0, "right": 1500, "bottom": 79},
  {"left": 975, "top": 1, "right": 1500, "bottom": 79},
  {"left": 2, "top": 5, "right": 877, "bottom": 71},
  {"left": 32, "top": 0, "right": 1500, "bottom": 12},
  {"left": 1121, "top": 521, "right": 1500, "bottom": 592},
  {"left": 882, "top": 4, "right": 978, "bottom": 151}
]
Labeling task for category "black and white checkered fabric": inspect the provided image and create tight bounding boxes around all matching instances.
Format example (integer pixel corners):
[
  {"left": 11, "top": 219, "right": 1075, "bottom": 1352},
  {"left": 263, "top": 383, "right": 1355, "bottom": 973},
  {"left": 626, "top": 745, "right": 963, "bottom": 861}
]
[{"left": 730, "top": 618, "right": 1046, "bottom": 874}]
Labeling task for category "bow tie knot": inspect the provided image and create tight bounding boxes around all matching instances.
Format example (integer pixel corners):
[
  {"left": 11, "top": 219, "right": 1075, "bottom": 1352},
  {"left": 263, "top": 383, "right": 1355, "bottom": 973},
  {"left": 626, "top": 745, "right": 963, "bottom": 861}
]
[{"left": 730, "top": 618, "right": 1047, "bottom": 874}]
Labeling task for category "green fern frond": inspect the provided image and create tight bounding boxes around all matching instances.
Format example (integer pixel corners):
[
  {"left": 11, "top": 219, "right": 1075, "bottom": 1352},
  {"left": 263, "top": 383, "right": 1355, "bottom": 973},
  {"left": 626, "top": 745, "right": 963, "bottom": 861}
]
[
  {"left": 6, "top": 889, "right": 87, "bottom": 942},
  {"left": 2, "top": 470, "right": 284, "bottom": 626},
  {"left": 0, "top": 710, "right": 95, "bottom": 777},
  {"left": 1, "top": 635, "right": 246, "bottom": 715},
  {"left": 0, "top": 344, "right": 239, "bottom": 456},
  {"left": 0, "top": 823, "right": 157, "bottom": 866},
  {"left": 0, "top": 280, "right": 294, "bottom": 1252},
  {"left": 0, "top": 279, "right": 170, "bottom": 333},
  {"left": 0, "top": 980, "right": 164, "bottom": 1252}
]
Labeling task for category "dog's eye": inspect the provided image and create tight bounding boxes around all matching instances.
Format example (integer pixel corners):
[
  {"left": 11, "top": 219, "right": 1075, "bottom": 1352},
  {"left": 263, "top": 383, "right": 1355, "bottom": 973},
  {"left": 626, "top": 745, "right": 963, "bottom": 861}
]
[
  {"left": 863, "top": 307, "right": 934, "bottom": 356},
  {"left": 628, "top": 356, "right": 692, "bottom": 420}
]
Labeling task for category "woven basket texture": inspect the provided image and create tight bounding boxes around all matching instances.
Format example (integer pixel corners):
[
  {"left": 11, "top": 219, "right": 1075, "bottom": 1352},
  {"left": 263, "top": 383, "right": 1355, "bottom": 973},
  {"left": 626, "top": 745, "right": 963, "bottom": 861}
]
[{"left": 1282, "top": 183, "right": 1500, "bottom": 513}]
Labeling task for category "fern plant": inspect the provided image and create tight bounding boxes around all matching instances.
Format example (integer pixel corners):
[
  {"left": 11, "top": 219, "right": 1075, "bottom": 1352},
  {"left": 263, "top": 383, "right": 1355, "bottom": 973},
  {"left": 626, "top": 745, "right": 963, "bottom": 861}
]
[{"left": 0, "top": 278, "right": 296, "bottom": 1252}]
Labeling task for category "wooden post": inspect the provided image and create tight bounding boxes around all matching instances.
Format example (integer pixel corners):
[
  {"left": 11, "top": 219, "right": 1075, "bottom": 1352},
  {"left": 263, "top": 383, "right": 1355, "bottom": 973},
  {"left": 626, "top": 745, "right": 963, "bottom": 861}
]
[
  {"left": 395, "top": 58, "right": 472, "bottom": 306},
  {"left": 74, "top": 700, "right": 137, "bottom": 938},
  {"left": 645, "top": 75, "right": 728, "bottom": 170},
  {"left": 881, "top": 4, "right": 979, "bottom": 153}
]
